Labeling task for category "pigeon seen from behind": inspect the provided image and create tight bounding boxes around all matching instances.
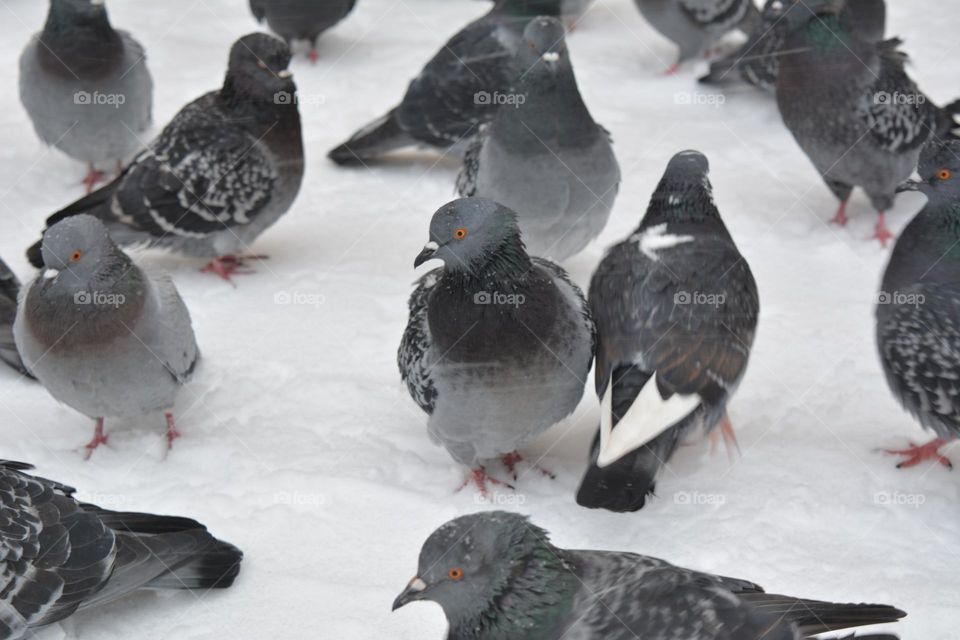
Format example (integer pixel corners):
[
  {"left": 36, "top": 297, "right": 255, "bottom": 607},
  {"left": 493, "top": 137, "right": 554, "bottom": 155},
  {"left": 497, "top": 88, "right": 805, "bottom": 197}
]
[
  {"left": 0, "top": 258, "right": 31, "bottom": 378},
  {"left": 250, "top": 0, "right": 357, "bottom": 62},
  {"left": 0, "top": 460, "right": 242, "bottom": 640},
  {"left": 876, "top": 139, "right": 960, "bottom": 470},
  {"left": 25, "top": 33, "right": 304, "bottom": 282},
  {"left": 776, "top": 0, "right": 960, "bottom": 245},
  {"left": 397, "top": 198, "right": 594, "bottom": 491},
  {"left": 457, "top": 16, "right": 620, "bottom": 261},
  {"left": 393, "top": 511, "right": 906, "bottom": 640},
  {"left": 14, "top": 215, "right": 200, "bottom": 458},
  {"left": 576, "top": 151, "right": 759, "bottom": 512},
  {"left": 19, "top": 0, "right": 153, "bottom": 193}
]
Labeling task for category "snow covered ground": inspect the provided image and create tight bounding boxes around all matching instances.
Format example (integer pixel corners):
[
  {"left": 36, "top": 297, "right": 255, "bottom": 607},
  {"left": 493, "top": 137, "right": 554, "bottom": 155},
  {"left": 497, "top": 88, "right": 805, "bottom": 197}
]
[{"left": 0, "top": 0, "right": 957, "bottom": 638}]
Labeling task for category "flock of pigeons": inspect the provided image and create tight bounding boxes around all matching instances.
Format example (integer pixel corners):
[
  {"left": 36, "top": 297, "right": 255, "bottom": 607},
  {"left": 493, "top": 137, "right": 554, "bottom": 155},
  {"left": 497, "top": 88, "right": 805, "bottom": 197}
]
[{"left": 0, "top": 0, "right": 957, "bottom": 638}]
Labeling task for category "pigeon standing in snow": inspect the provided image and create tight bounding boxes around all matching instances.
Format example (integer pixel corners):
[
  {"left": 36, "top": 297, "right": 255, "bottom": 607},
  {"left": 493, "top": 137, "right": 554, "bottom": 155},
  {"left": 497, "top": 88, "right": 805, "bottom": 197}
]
[
  {"left": 576, "top": 151, "right": 758, "bottom": 512},
  {"left": 700, "top": 0, "right": 886, "bottom": 91},
  {"left": 776, "top": 0, "right": 960, "bottom": 245},
  {"left": 250, "top": 0, "right": 357, "bottom": 62},
  {"left": 0, "top": 258, "right": 31, "bottom": 377},
  {"left": 0, "top": 460, "right": 241, "bottom": 640},
  {"left": 19, "top": 0, "right": 153, "bottom": 193},
  {"left": 398, "top": 198, "right": 594, "bottom": 491},
  {"left": 876, "top": 139, "right": 960, "bottom": 470},
  {"left": 393, "top": 511, "right": 906, "bottom": 639},
  {"left": 633, "top": 0, "right": 761, "bottom": 73},
  {"left": 25, "top": 33, "right": 304, "bottom": 282},
  {"left": 328, "top": 0, "right": 540, "bottom": 165},
  {"left": 14, "top": 215, "right": 200, "bottom": 458},
  {"left": 457, "top": 17, "right": 620, "bottom": 261}
]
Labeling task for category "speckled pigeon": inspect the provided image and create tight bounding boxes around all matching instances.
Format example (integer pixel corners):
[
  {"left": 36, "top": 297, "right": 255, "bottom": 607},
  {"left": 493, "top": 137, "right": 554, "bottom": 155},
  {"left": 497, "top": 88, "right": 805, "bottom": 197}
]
[
  {"left": 25, "top": 33, "right": 304, "bottom": 282},
  {"left": 0, "top": 460, "right": 242, "bottom": 640},
  {"left": 14, "top": 215, "right": 200, "bottom": 458},
  {"left": 19, "top": 0, "right": 153, "bottom": 193},
  {"left": 576, "top": 151, "right": 758, "bottom": 513},
  {"left": 456, "top": 16, "right": 620, "bottom": 261},
  {"left": 876, "top": 139, "right": 960, "bottom": 470},
  {"left": 700, "top": 0, "right": 886, "bottom": 91},
  {"left": 776, "top": 0, "right": 960, "bottom": 245},
  {"left": 328, "top": 0, "right": 542, "bottom": 165},
  {"left": 250, "top": 0, "right": 357, "bottom": 62},
  {"left": 0, "top": 258, "right": 30, "bottom": 378},
  {"left": 393, "top": 511, "right": 906, "bottom": 639},
  {"left": 633, "top": 0, "right": 761, "bottom": 73},
  {"left": 397, "top": 198, "right": 594, "bottom": 491}
]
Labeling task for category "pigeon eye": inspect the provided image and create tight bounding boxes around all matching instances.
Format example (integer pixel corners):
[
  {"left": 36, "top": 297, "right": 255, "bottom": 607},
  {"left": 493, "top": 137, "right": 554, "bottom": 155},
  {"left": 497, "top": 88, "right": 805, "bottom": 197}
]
[
  {"left": 454, "top": 228, "right": 468, "bottom": 240},
  {"left": 70, "top": 250, "right": 83, "bottom": 262},
  {"left": 938, "top": 169, "right": 952, "bottom": 181},
  {"left": 448, "top": 568, "right": 463, "bottom": 580}
]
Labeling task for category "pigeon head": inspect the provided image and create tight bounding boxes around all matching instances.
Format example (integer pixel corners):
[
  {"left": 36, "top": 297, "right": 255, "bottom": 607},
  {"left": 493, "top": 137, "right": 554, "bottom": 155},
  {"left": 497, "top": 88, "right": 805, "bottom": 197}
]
[
  {"left": 640, "top": 150, "right": 724, "bottom": 228},
  {"left": 495, "top": 0, "right": 563, "bottom": 18},
  {"left": 899, "top": 140, "right": 960, "bottom": 204},
  {"left": 45, "top": 0, "right": 111, "bottom": 33},
  {"left": 40, "top": 0, "right": 122, "bottom": 77},
  {"left": 40, "top": 214, "right": 126, "bottom": 284},
  {"left": 392, "top": 512, "right": 558, "bottom": 622},
  {"left": 223, "top": 33, "right": 295, "bottom": 104},
  {"left": 414, "top": 198, "right": 527, "bottom": 272},
  {"left": 781, "top": 0, "right": 843, "bottom": 30},
  {"left": 517, "top": 16, "right": 568, "bottom": 71}
]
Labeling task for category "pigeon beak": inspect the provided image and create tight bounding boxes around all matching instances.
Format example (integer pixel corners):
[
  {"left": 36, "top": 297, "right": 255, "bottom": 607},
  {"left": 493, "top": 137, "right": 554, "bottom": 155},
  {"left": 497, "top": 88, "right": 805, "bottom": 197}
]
[
  {"left": 414, "top": 241, "right": 440, "bottom": 268},
  {"left": 392, "top": 576, "right": 427, "bottom": 611},
  {"left": 896, "top": 179, "right": 922, "bottom": 193},
  {"left": 42, "top": 268, "right": 60, "bottom": 280},
  {"left": 278, "top": 69, "right": 293, "bottom": 79}
]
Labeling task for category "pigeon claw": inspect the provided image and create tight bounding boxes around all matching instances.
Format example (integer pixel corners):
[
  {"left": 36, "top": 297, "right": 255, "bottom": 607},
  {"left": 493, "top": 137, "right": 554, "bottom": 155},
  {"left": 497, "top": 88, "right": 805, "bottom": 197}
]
[
  {"left": 872, "top": 213, "right": 894, "bottom": 247},
  {"left": 457, "top": 468, "right": 514, "bottom": 496},
  {"left": 883, "top": 438, "right": 953, "bottom": 470},
  {"left": 663, "top": 62, "right": 680, "bottom": 76},
  {"left": 164, "top": 412, "right": 181, "bottom": 451},
  {"left": 501, "top": 452, "right": 556, "bottom": 481},
  {"left": 82, "top": 418, "right": 109, "bottom": 460},
  {"left": 81, "top": 165, "right": 107, "bottom": 194},
  {"left": 307, "top": 48, "right": 319, "bottom": 64},
  {"left": 201, "top": 254, "right": 268, "bottom": 284},
  {"left": 830, "top": 202, "right": 848, "bottom": 227}
]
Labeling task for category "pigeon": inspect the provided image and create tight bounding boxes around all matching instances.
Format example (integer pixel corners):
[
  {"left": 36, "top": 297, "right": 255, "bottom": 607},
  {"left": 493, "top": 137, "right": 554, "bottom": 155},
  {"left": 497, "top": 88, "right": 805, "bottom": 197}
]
[
  {"left": 700, "top": 0, "right": 886, "bottom": 91},
  {"left": 576, "top": 151, "right": 759, "bottom": 512},
  {"left": 876, "top": 139, "right": 960, "bottom": 470},
  {"left": 393, "top": 511, "right": 906, "bottom": 640},
  {"left": 0, "top": 258, "right": 31, "bottom": 378},
  {"left": 19, "top": 0, "right": 153, "bottom": 193},
  {"left": 327, "top": 0, "right": 540, "bottom": 165},
  {"left": 14, "top": 215, "right": 200, "bottom": 458},
  {"left": 633, "top": 0, "right": 761, "bottom": 73},
  {"left": 456, "top": 16, "right": 620, "bottom": 261},
  {"left": 397, "top": 197, "right": 594, "bottom": 491},
  {"left": 0, "top": 460, "right": 242, "bottom": 640},
  {"left": 25, "top": 33, "right": 305, "bottom": 282},
  {"left": 249, "top": 0, "right": 357, "bottom": 63},
  {"left": 775, "top": 0, "right": 960, "bottom": 246}
]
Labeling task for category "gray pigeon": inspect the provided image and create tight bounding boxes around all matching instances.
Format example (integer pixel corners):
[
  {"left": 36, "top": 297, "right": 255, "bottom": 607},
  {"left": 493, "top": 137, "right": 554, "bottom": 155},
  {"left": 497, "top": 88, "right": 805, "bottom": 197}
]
[
  {"left": 19, "top": 0, "right": 153, "bottom": 193},
  {"left": 456, "top": 16, "right": 620, "bottom": 261},
  {"left": 393, "top": 511, "right": 906, "bottom": 639},
  {"left": 25, "top": 33, "right": 304, "bottom": 283},
  {"left": 576, "top": 151, "right": 758, "bottom": 512},
  {"left": 633, "top": 0, "right": 761, "bottom": 73},
  {"left": 250, "top": 0, "right": 357, "bottom": 62},
  {"left": 397, "top": 198, "right": 594, "bottom": 491},
  {"left": 14, "top": 215, "right": 200, "bottom": 458},
  {"left": 328, "top": 0, "right": 540, "bottom": 165},
  {"left": 700, "top": 0, "right": 886, "bottom": 91},
  {"left": 0, "top": 258, "right": 31, "bottom": 378},
  {"left": 776, "top": 0, "right": 960, "bottom": 245},
  {"left": 0, "top": 460, "right": 241, "bottom": 640},
  {"left": 876, "top": 139, "right": 960, "bottom": 470}
]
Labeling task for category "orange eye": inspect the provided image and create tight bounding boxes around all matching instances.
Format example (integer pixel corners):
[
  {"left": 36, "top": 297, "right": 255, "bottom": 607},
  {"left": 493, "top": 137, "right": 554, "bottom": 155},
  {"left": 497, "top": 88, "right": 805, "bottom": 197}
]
[
  {"left": 454, "top": 228, "right": 468, "bottom": 240},
  {"left": 938, "top": 169, "right": 952, "bottom": 181},
  {"left": 448, "top": 568, "right": 463, "bottom": 581},
  {"left": 70, "top": 250, "right": 83, "bottom": 262}
]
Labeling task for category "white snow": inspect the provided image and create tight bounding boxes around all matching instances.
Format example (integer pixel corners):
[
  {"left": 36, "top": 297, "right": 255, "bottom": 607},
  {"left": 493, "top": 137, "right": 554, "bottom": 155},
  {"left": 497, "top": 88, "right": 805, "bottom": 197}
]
[{"left": 0, "top": 1, "right": 957, "bottom": 639}]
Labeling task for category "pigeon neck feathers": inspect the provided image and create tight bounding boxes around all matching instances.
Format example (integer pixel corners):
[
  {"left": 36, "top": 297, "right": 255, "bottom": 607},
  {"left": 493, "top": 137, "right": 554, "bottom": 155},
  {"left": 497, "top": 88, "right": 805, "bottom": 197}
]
[
  {"left": 446, "top": 231, "right": 532, "bottom": 282},
  {"left": 640, "top": 173, "right": 727, "bottom": 235},
  {"left": 39, "top": 4, "right": 123, "bottom": 80}
]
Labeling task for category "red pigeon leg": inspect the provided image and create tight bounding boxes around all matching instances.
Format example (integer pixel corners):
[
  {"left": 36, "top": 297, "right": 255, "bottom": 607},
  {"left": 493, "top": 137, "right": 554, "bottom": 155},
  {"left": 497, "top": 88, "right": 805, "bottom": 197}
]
[
  {"left": 883, "top": 438, "right": 953, "bottom": 470},
  {"left": 83, "top": 418, "right": 108, "bottom": 459}
]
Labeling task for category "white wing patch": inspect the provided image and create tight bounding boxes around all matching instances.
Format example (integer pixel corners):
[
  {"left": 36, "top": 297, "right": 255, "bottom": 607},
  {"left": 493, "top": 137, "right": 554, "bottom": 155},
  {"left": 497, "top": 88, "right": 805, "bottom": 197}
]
[
  {"left": 597, "top": 372, "right": 702, "bottom": 468},
  {"left": 632, "top": 223, "right": 695, "bottom": 261}
]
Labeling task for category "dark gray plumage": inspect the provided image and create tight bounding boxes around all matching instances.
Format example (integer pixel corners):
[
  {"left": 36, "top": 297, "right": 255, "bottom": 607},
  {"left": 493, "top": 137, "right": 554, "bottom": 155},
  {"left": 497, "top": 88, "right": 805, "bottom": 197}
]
[
  {"left": 0, "top": 259, "right": 30, "bottom": 378},
  {"left": 457, "top": 17, "right": 620, "bottom": 260},
  {"left": 775, "top": 0, "right": 960, "bottom": 245},
  {"left": 249, "top": 0, "right": 357, "bottom": 61},
  {"left": 0, "top": 460, "right": 242, "bottom": 640},
  {"left": 876, "top": 139, "right": 960, "bottom": 470},
  {"left": 25, "top": 33, "right": 304, "bottom": 282},
  {"left": 481, "top": 0, "right": 596, "bottom": 22},
  {"left": 393, "top": 511, "right": 906, "bottom": 640},
  {"left": 19, "top": 0, "right": 152, "bottom": 192},
  {"left": 397, "top": 198, "right": 594, "bottom": 489},
  {"left": 576, "top": 151, "right": 758, "bottom": 512}
]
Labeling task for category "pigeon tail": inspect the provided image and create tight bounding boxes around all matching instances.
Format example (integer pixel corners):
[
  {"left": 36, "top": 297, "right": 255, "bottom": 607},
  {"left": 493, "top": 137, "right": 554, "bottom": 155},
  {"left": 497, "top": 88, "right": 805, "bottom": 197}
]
[
  {"left": 738, "top": 592, "right": 906, "bottom": 637},
  {"left": 328, "top": 108, "right": 416, "bottom": 165}
]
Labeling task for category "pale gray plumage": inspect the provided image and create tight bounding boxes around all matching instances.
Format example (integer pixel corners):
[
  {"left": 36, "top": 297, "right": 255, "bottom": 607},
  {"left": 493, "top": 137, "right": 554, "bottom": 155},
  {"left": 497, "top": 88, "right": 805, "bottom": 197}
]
[
  {"left": 19, "top": 0, "right": 152, "bottom": 172},
  {"left": 14, "top": 215, "right": 199, "bottom": 444},
  {"left": 457, "top": 16, "right": 619, "bottom": 261},
  {"left": 0, "top": 460, "right": 242, "bottom": 640},
  {"left": 393, "top": 511, "right": 906, "bottom": 640},
  {"left": 397, "top": 198, "right": 594, "bottom": 471},
  {"left": 634, "top": 0, "right": 760, "bottom": 67},
  {"left": 0, "top": 258, "right": 30, "bottom": 377}
]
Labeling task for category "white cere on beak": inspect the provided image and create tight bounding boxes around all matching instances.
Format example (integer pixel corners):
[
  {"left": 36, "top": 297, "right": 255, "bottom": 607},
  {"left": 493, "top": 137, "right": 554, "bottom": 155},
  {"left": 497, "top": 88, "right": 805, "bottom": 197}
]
[
  {"left": 424, "top": 241, "right": 439, "bottom": 251},
  {"left": 408, "top": 577, "right": 427, "bottom": 592},
  {"left": 91, "top": 0, "right": 106, "bottom": 6},
  {"left": 43, "top": 269, "right": 59, "bottom": 280},
  {"left": 278, "top": 69, "right": 293, "bottom": 79},
  {"left": 541, "top": 52, "right": 560, "bottom": 62}
]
